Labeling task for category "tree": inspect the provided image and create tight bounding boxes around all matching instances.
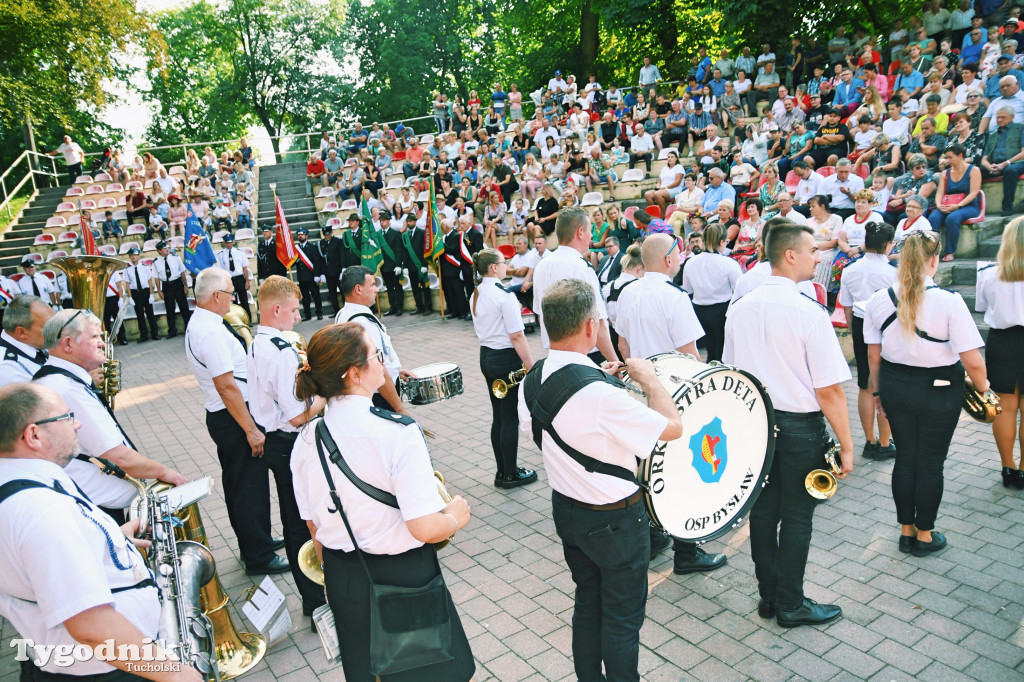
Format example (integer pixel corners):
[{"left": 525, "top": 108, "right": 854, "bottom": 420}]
[{"left": 144, "top": 2, "right": 253, "bottom": 148}]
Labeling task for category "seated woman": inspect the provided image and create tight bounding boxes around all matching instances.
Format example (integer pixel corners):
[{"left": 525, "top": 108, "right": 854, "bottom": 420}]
[
  {"left": 166, "top": 195, "right": 187, "bottom": 239},
  {"left": 832, "top": 188, "right": 885, "bottom": 292},
  {"left": 928, "top": 143, "right": 981, "bottom": 262},
  {"left": 733, "top": 198, "right": 765, "bottom": 251},
  {"left": 481, "top": 191, "right": 508, "bottom": 249},
  {"left": 890, "top": 194, "right": 935, "bottom": 260},
  {"left": 587, "top": 208, "right": 610, "bottom": 268}
]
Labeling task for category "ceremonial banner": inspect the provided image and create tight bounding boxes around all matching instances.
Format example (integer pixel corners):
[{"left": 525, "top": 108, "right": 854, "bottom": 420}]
[{"left": 183, "top": 204, "right": 216, "bottom": 273}]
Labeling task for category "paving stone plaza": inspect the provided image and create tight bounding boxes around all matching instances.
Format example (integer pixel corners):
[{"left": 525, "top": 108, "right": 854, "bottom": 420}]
[{"left": 2, "top": 312, "right": 1023, "bottom": 682}]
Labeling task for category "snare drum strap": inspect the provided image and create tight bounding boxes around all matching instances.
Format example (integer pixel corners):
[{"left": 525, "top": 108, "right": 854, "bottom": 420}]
[{"left": 522, "top": 360, "right": 638, "bottom": 485}]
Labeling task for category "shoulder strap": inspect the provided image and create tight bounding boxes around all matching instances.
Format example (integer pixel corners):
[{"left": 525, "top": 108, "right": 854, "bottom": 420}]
[
  {"left": 315, "top": 419, "right": 399, "bottom": 508},
  {"left": 607, "top": 277, "right": 639, "bottom": 303},
  {"left": 800, "top": 292, "right": 829, "bottom": 313},
  {"left": 522, "top": 361, "right": 638, "bottom": 485},
  {"left": 348, "top": 311, "right": 386, "bottom": 332},
  {"left": 879, "top": 286, "right": 949, "bottom": 342},
  {"left": 33, "top": 365, "right": 138, "bottom": 449},
  {"left": 0, "top": 480, "right": 51, "bottom": 506}
]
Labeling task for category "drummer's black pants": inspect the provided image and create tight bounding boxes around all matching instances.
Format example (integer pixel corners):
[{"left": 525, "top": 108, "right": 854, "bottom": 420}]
[
  {"left": 748, "top": 410, "right": 830, "bottom": 611},
  {"left": 480, "top": 346, "right": 522, "bottom": 475}
]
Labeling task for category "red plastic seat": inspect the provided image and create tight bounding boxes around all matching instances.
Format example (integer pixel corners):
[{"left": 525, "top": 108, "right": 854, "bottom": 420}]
[
  {"left": 784, "top": 170, "right": 799, "bottom": 193},
  {"left": 887, "top": 61, "right": 901, "bottom": 76},
  {"left": 831, "top": 304, "right": 848, "bottom": 329},
  {"left": 962, "top": 191, "right": 986, "bottom": 225},
  {"left": 645, "top": 205, "right": 661, "bottom": 219},
  {"left": 497, "top": 244, "right": 515, "bottom": 259}
]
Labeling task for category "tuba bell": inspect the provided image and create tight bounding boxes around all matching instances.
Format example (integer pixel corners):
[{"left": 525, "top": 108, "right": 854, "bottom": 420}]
[
  {"left": 223, "top": 304, "right": 253, "bottom": 348},
  {"left": 805, "top": 441, "right": 842, "bottom": 500},
  {"left": 963, "top": 375, "right": 1001, "bottom": 423},
  {"left": 48, "top": 256, "right": 127, "bottom": 406}
]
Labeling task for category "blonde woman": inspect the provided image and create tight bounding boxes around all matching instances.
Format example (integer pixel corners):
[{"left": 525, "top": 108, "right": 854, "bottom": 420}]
[
  {"left": 520, "top": 155, "right": 544, "bottom": 204},
  {"left": 864, "top": 230, "right": 988, "bottom": 557},
  {"left": 975, "top": 218, "right": 1024, "bottom": 489},
  {"left": 758, "top": 163, "right": 786, "bottom": 219}
]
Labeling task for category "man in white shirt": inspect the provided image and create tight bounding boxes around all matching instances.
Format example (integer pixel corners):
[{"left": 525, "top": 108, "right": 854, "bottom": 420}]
[
  {"left": 215, "top": 233, "right": 253, "bottom": 323},
  {"left": 775, "top": 193, "right": 809, "bottom": 224},
  {"left": 628, "top": 123, "right": 655, "bottom": 173},
  {"left": 508, "top": 235, "right": 540, "bottom": 306},
  {"left": 152, "top": 241, "right": 192, "bottom": 337},
  {"left": 532, "top": 118, "right": 560, "bottom": 151},
  {"left": 34, "top": 309, "right": 186, "bottom": 520},
  {"left": 123, "top": 247, "right": 159, "bottom": 342},
  {"left": 16, "top": 260, "right": 57, "bottom": 307},
  {"left": 639, "top": 56, "right": 662, "bottom": 90},
  {"left": 821, "top": 159, "right": 864, "bottom": 219},
  {"left": 532, "top": 207, "right": 618, "bottom": 363},
  {"left": 46, "top": 134, "right": 84, "bottom": 184},
  {"left": 0, "top": 296, "right": 52, "bottom": 388},
  {"left": 791, "top": 160, "right": 825, "bottom": 215},
  {"left": 185, "top": 267, "right": 285, "bottom": 575},
  {"left": 724, "top": 222, "right": 852, "bottom": 628}
]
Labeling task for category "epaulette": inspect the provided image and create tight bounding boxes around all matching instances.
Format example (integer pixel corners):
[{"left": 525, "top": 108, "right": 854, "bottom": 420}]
[
  {"left": 370, "top": 405, "right": 415, "bottom": 425},
  {"left": 270, "top": 337, "right": 292, "bottom": 351},
  {"left": 3, "top": 348, "right": 16, "bottom": 362},
  {"left": 978, "top": 263, "right": 997, "bottom": 272},
  {"left": 666, "top": 281, "right": 691, "bottom": 296}
]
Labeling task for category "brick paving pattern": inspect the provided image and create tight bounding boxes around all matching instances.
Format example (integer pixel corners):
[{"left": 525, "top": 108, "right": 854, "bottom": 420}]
[{"left": 2, "top": 311, "right": 1023, "bottom": 681}]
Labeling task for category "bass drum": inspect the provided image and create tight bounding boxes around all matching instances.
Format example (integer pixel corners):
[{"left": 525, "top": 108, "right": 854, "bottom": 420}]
[{"left": 628, "top": 353, "right": 776, "bottom": 543}]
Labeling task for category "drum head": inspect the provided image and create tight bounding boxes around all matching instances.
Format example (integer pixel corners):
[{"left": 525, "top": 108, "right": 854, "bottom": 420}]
[
  {"left": 642, "top": 366, "right": 775, "bottom": 543},
  {"left": 411, "top": 362, "right": 459, "bottom": 377}
]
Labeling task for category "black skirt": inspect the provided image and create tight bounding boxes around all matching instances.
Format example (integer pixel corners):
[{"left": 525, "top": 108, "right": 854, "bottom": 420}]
[
  {"left": 324, "top": 543, "right": 475, "bottom": 682},
  {"left": 986, "top": 325, "right": 1024, "bottom": 394}
]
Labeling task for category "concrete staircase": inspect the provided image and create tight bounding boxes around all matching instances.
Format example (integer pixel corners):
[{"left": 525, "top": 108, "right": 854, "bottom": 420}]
[
  {"left": 0, "top": 186, "right": 70, "bottom": 272},
  {"left": 256, "top": 162, "right": 317, "bottom": 234}
]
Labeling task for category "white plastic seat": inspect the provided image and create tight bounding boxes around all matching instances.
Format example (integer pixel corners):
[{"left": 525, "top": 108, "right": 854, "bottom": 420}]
[
  {"left": 580, "top": 192, "right": 604, "bottom": 207},
  {"left": 621, "top": 169, "right": 645, "bottom": 182}
]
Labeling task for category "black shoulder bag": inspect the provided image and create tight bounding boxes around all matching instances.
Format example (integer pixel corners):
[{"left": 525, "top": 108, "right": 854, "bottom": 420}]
[{"left": 314, "top": 419, "right": 454, "bottom": 675}]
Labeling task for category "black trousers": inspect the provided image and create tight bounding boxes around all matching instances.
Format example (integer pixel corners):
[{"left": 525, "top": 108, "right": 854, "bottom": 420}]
[
  {"left": 298, "top": 279, "right": 323, "bottom": 317},
  {"left": 129, "top": 288, "right": 158, "bottom": 340},
  {"left": 441, "top": 274, "right": 468, "bottom": 316},
  {"left": 552, "top": 491, "right": 649, "bottom": 682},
  {"left": 749, "top": 410, "right": 829, "bottom": 611},
  {"left": 264, "top": 430, "right": 327, "bottom": 614},
  {"left": 205, "top": 407, "right": 275, "bottom": 567},
  {"left": 230, "top": 274, "right": 251, "bottom": 322},
  {"left": 381, "top": 268, "right": 404, "bottom": 313},
  {"left": 103, "top": 296, "right": 127, "bottom": 344},
  {"left": 324, "top": 543, "right": 475, "bottom": 682},
  {"left": 480, "top": 346, "right": 522, "bottom": 475},
  {"left": 693, "top": 301, "right": 729, "bottom": 362},
  {"left": 460, "top": 265, "right": 475, "bottom": 308},
  {"left": 162, "top": 278, "right": 190, "bottom": 335},
  {"left": 410, "top": 273, "right": 432, "bottom": 312},
  {"left": 880, "top": 360, "right": 963, "bottom": 532},
  {"left": 20, "top": 660, "right": 139, "bottom": 681},
  {"left": 65, "top": 162, "right": 83, "bottom": 186},
  {"left": 325, "top": 274, "right": 342, "bottom": 315}
]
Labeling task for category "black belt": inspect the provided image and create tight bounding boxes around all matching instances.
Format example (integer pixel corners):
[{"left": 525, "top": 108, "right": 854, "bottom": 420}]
[
  {"left": 881, "top": 359, "right": 962, "bottom": 377},
  {"left": 775, "top": 410, "right": 824, "bottom": 421},
  {"left": 555, "top": 488, "right": 643, "bottom": 511}
]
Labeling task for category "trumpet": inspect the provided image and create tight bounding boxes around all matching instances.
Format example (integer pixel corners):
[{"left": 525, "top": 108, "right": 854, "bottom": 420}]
[
  {"left": 492, "top": 365, "right": 528, "bottom": 399},
  {"left": 805, "top": 440, "right": 842, "bottom": 500},
  {"left": 963, "top": 375, "right": 1001, "bottom": 423}
]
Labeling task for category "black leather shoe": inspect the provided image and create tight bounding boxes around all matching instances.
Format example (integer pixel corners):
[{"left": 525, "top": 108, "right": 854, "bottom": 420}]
[
  {"left": 167, "top": 331, "right": 178, "bottom": 339},
  {"left": 316, "top": 314, "right": 323, "bottom": 320},
  {"left": 911, "top": 531, "right": 947, "bottom": 557},
  {"left": 302, "top": 314, "right": 311, "bottom": 321},
  {"left": 775, "top": 598, "right": 842, "bottom": 628},
  {"left": 460, "top": 313, "right": 472, "bottom": 320},
  {"left": 898, "top": 535, "right": 916, "bottom": 554},
  {"left": 649, "top": 532, "right": 671, "bottom": 561},
  {"left": 1002, "top": 467, "right": 1016, "bottom": 488},
  {"left": 383, "top": 309, "right": 396, "bottom": 316},
  {"left": 494, "top": 467, "right": 538, "bottom": 489},
  {"left": 673, "top": 547, "right": 727, "bottom": 575},
  {"left": 270, "top": 537, "right": 286, "bottom": 551},
  {"left": 757, "top": 599, "right": 775, "bottom": 619},
  {"left": 395, "top": 310, "right": 403, "bottom": 316},
  {"left": 1014, "top": 470, "right": 1024, "bottom": 490},
  {"left": 408, "top": 309, "right": 420, "bottom": 315},
  {"left": 152, "top": 335, "right": 160, "bottom": 341},
  {"left": 117, "top": 339, "right": 129, "bottom": 346},
  {"left": 137, "top": 338, "right": 148, "bottom": 344},
  {"left": 245, "top": 555, "right": 291, "bottom": 575},
  {"left": 445, "top": 313, "right": 459, "bottom": 320},
  {"left": 310, "top": 616, "right": 317, "bottom": 633}
]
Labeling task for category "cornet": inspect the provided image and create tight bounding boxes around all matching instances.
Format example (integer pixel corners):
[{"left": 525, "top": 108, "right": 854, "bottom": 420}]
[
  {"left": 805, "top": 440, "right": 842, "bottom": 500},
  {"left": 492, "top": 365, "right": 528, "bottom": 399}
]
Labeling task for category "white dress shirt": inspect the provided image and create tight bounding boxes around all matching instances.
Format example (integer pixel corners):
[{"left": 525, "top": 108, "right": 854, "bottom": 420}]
[
  {"left": 291, "top": 396, "right": 444, "bottom": 554},
  {"left": 17, "top": 273, "right": 52, "bottom": 299},
  {"left": 776, "top": 208, "right": 808, "bottom": 225},
  {"left": 105, "top": 271, "right": 124, "bottom": 299},
  {"left": 336, "top": 303, "right": 402, "bottom": 380},
  {"left": 472, "top": 278, "right": 524, "bottom": 350},
  {"left": 822, "top": 174, "right": 865, "bottom": 210},
  {"left": 863, "top": 276, "right": 983, "bottom": 367},
  {"left": 532, "top": 246, "right": 608, "bottom": 350},
  {"left": 0, "top": 330, "right": 45, "bottom": 387},
  {"left": 152, "top": 254, "right": 188, "bottom": 283},
  {"left": 794, "top": 171, "right": 825, "bottom": 205},
  {"left": 682, "top": 252, "right": 743, "bottom": 305},
  {"left": 185, "top": 307, "right": 249, "bottom": 411},
  {"left": 731, "top": 261, "right": 817, "bottom": 303},
  {"left": 0, "top": 459, "right": 158, "bottom": 676},
  {"left": 216, "top": 247, "right": 248, "bottom": 277},
  {"left": 616, "top": 272, "right": 704, "bottom": 358},
  {"left": 724, "top": 276, "right": 851, "bottom": 412},
  {"left": 630, "top": 133, "right": 655, "bottom": 154},
  {"left": 976, "top": 265, "right": 1024, "bottom": 330},
  {"left": 509, "top": 250, "right": 540, "bottom": 287},
  {"left": 33, "top": 357, "right": 138, "bottom": 507},
  {"left": 603, "top": 273, "right": 639, "bottom": 329},
  {"left": 247, "top": 326, "right": 305, "bottom": 433},
  {"left": 893, "top": 214, "right": 932, "bottom": 242},
  {"left": 838, "top": 253, "right": 897, "bottom": 318},
  {"left": 123, "top": 263, "right": 153, "bottom": 291},
  {"left": 517, "top": 350, "right": 666, "bottom": 504}
]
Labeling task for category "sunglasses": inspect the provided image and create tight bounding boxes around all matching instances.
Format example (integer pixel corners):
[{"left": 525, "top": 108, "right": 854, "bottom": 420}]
[
  {"left": 56, "top": 310, "right": 84, "bottom": 341},
  {"left": 33, "top": 411, "right": 76, "bottom": 426}
]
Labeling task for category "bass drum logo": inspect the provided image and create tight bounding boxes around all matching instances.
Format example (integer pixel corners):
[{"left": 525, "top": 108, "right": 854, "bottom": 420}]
[{"left": 689, "top": 416, "right": 727, "bottom": 483}]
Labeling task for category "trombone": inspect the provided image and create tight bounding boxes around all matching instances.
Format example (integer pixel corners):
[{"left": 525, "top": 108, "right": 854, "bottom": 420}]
[
  {"left": 492, "top": 365, "right": 528, "bottom": 399},
  {"left": 805, "top": 440, "right": 842, "bottom": 499}
]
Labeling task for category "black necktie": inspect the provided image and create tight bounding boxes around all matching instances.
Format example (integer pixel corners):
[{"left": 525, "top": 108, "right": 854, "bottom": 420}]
[
  {"left": 134, "top": 267, "right": 142, "bottom": 290},
  {"left": 222, "top": 318, "right": 247, "bottom": 351},
  {"left": 164, "top": 258, "right": 171, "bottom": 280},
  {"left": 228, "top": 250, "right": 235, "bottom": 272},
  {"left": 31, "top": 277, "right": 40, "bottom": 297}
]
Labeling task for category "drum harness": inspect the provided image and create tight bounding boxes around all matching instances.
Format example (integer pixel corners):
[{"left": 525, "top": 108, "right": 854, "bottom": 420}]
[{"left": 522, "top": 359, "right": 641, "bottom": 487}]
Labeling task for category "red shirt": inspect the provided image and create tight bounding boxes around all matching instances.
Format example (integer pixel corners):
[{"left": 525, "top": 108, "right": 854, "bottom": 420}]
[
  {"left": 307, "top": 159, "right": 326, "bottom": 175},
  {"left": 406, "top": 146, "right": 425, "bottom": 165}
]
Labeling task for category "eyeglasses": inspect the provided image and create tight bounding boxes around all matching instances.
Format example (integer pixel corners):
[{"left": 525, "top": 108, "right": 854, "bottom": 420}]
[
  {"left": 56, "top": 310, "right": 84, "bottom": 341},
  {"left": 371, "top": 348, "right": 385, "bottom": 364},
  {"left": 216, "top": 289, "right": 235, "bottom": 296},
  {"left": 909, "top": 230, "right": 938, "bottom": 242},
  {"left": 33, "top": 411, "right": 75, "bottom": 426}
]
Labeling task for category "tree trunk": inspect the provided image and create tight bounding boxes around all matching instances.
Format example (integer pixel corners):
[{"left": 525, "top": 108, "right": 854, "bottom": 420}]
[
  {"left": 255, "top": 107, "right": 282, "bottom": 163},
  {"left": 580, "top": 0, "right": 599, "bottom": 70}
]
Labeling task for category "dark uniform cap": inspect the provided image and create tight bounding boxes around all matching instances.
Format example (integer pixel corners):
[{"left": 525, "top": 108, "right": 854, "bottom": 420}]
[
  {"left": 297, "top": 227, "right": 309, "bottom": 234},
  {"left": 223, "top": 233, "right": 235, "bottom": 243},
  {"left": 156, "top": 241, "right": 168, "bottom": 250},
  {"left": 127, "top": 247, "right": 141, "bottom": 255}
]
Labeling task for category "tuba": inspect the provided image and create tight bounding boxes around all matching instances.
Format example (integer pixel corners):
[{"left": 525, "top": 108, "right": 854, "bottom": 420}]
[
  {"left": 963, "top": 375, "right": 1001, "bottom": 423},
  {"left": 223, "top": 304, "right": 253, "bottom": 348},
  {"left": 48, "top": 256, "right": 126, "bottom": 406}
]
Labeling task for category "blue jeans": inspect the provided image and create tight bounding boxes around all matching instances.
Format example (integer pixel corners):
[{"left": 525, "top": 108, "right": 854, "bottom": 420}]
[
  {"left": 552, "top": 491, "right": 649, "bottom": 682},
  {"left": 749, "top": 411, "right": 830, "bottom": 611},
  {"left": 237, "top": 213, "right": 252, "bottom": 231},
  {"left": 928, "top": 204, "right": 979, "bottom": 255}
]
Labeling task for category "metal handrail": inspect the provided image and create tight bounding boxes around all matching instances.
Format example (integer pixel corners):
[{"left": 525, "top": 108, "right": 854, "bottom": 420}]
[{"left": 0, "top": 151, "right": 60, "bottom": 225}]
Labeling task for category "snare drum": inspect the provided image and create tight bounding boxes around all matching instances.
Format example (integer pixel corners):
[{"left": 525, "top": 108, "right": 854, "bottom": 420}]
[
  {"left": 626, "top": 352, "right": 775, "bottom": 543},
  {"left": 400, "top": 362, "right": 464, "bottom": 405}
]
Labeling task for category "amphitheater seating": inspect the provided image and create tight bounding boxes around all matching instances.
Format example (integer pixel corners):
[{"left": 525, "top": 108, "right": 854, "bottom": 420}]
[
  {"left": 120, "top": 241, "right": 141, "bottom": 255},
  {"left": 57, "top": 231, "right": 78, "bottom": 244},
  {"left": 46, "top": 250, "right": 68, "bottom": 262},
  {"left": 621, "top": 169, "right": 645, "bottom": 183},
  {"left": 33, "top": 234, "right": 56, "bottom": 247},
  {"left": 94, "top": 173, "right": 112, "bottom": 182}
]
